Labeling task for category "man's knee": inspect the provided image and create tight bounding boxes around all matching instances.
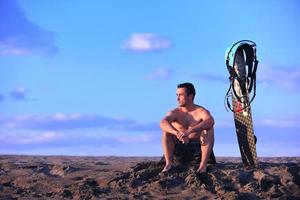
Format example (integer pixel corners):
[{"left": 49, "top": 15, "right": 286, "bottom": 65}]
[
  {"left": 162, "top": 131, "right": 174, "bottom": 138},
  {"left": 200, "top": 128, "right": 214, "bottom": 145},
  {"left": 162, "top": 131, "right": 168, "bottom": 137},
  {"left": 203, "top": 127, "right": 214, "bottom": 135}
]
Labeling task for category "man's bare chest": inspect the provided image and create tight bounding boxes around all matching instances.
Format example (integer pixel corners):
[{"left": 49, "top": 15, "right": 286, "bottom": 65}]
[{"left": 176, "top": 112, "right": 200, "bottom": 127}]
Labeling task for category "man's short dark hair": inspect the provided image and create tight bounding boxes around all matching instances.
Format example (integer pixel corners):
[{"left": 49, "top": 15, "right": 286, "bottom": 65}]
[{"left": 177, "top": 82, "right": 196, "bottom": 99}]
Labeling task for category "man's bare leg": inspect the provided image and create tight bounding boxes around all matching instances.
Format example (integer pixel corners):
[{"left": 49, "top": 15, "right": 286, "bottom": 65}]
[
  {"left": 161, "top": 131, "right": 176, "bottom": 172},
  {"left": 197, "top": 129, "right": 214, "bottom": 173}
]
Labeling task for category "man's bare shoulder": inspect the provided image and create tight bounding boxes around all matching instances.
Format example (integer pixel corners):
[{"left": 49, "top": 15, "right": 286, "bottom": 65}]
[
  {"left": 194, "top": 105, "right": 209, "bottom": 112},
  {"left": 166, "top": 108, "right": 181, "bottom": 116},
  {"left": 163, "top": 108, "right": 181, "bottom": 122},
  {"left": 193, "top": 105, "right": 212, "bottom": 116}
]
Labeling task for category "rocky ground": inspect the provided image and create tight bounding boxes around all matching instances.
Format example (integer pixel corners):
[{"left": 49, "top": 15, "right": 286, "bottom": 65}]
[{"left": 0, "top": 155, "right": 299, "bottom": 199}]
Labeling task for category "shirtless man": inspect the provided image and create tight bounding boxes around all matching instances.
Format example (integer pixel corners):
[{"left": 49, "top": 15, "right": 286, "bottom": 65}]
[{"left": 160, "top": 82, "right": 215, "bottom": 173}]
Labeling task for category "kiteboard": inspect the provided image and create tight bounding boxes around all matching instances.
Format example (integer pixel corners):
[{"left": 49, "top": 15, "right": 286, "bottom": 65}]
[{"left": 225, "top": 40, "right": 259, "bottom": 168}]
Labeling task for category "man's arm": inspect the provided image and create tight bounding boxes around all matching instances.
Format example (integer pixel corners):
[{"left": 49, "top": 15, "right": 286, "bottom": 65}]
[
  {"left": 186, "top": 109, "right": 214, "bottom": 135},
  {"left": 160, "top": 111, "right": 180, "bottom": 136}
]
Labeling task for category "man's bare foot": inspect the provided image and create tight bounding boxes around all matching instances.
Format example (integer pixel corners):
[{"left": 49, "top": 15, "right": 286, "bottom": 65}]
[
  {"left": 196, "top": 164, "right": 207, "bottom": 174},
  {"left": 161, "top": 163, "right": 173, "bottom": 173}
]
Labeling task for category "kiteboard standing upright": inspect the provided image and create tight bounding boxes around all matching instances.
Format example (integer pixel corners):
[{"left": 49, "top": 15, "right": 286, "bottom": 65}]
[{"left": 225, "top": 40, "right": 259, "bottom": 168}]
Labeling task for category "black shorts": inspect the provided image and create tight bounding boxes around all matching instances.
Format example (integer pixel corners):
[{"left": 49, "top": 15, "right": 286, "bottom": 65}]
[
  {"left": 173, "top": 140, "right": 202, "bottom": 165},
  {"left": 173, "top": 140, "right": 216, "bottom": 165}
]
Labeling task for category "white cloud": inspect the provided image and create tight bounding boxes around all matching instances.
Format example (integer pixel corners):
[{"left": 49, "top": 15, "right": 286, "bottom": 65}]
[
  {"left": 193, "top": 73, "right": 227, "bottom": 83},
  {"left": 256, "top": 116, "right": 300, "bottom": 128},
  {"left": 115, "top": 133, "right": 154, "bottom": 143},
  {"left": 216, "top": 115, "right": 300, "bottom": 129},
  {"left": 70, "top": 113, "right": 81, "bottom": 119},
  {"left": 191, "top": 63, "right": 300, "bottom": 91},
  {"left": 258, "top": 64, "right": 300, "bottom": 91},
  {"left": 0, "top": 42, "right": 31, "bottom": 56},
  {"left": 0, "top": 113, "right": 159, "bottom": 132},
  {"left": 53, "top": 112, "right": 68, "bottom": 121},
  {"left": 19, "top": 131, "right": 58, "bottom": 144},
  {"left": 215, "top": 120, "right": 234, "bottom": 128},
  {"left": 123, "top": 33, "right": 172, "bottom": 52},
  {"left": 145, "top": 67, "right": 172, "bottom": 80},
  {"left": 0, "top": 131, "right": 59, "bottom": 144}
]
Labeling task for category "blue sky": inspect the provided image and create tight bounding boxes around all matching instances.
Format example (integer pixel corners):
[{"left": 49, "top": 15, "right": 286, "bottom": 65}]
[{"left": 0, "top": 0, "right": 299, "bottom": 156}]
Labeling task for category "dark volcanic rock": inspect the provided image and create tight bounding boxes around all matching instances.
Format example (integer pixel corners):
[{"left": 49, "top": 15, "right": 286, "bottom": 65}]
[{"left": 0, "top": 156, "right": 299, "bottom": 199}]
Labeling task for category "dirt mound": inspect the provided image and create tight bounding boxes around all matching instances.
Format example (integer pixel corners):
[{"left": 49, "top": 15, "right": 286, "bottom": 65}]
[
  {"left": 0, "top": 156, "right": 299, "bottom": 199},
  {"left": 108, "top": 161, "right": 300, "bottom": 199}
]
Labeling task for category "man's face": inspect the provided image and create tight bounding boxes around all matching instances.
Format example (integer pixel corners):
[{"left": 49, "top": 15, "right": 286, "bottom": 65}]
[{"left": 176, "top": 88, "right": 190, "bottom": 107}]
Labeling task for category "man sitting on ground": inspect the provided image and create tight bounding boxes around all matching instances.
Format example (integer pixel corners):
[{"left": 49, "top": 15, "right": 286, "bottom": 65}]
[{"left": 160, "top": 82, "right": 215, "bottom": 173}]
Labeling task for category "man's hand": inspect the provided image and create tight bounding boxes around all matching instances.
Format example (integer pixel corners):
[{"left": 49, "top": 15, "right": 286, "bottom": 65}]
[
  {"left": 182, "top": 136, "right": 190, "bottom": 144},
  {"left": 176, "top": 131, "right": 182, "bottom": 141},
  {"left": 176, "top": 131, "right": 189, "bottom": 144}
]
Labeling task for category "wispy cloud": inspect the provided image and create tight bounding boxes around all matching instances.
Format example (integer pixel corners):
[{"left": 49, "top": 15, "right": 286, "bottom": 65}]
[
  {"left": 193, "top": 73, "right": 227, "bottom": 83},
  {"left": 145, "top": 67, "right": 173, "bottom": 80},
  {"left": 258, "top": 65, "right": 300, "bottom": 91},
  {"left": 192, "top": 64, "right": 300, "bottom": 92},
  {"left": 115, "top": 133, "right": 154, "bottom": 143},
  {"left": 1, "top": 113, "right": 159, "bottom": 132},
  {"left": 108, "top": 122, "right": 159, "bottom": 132},
  {"left": 123, "top": 33, "right": 172, "bottom": 52},
  {"left": 1, "top": 114, "right": 299, "bottom": 156},
  {"left": 0, "top": 0, "right": 58, "bottom": 56},
  {"left": 0, "top": 130, "right": 160, "bottom": 156},
  {"left": 0, "top": 127, "right": 159, "bottom": 149},
  {"left": 255, "top": 115, "right": 300, "bottom": 128},
  {"left": 217, "top": 115, "right": 300, "bottom": 129},
  {"left": 4, "top": 112, "right": 298, "bottom": 132},
  {"left": 0, "top": 131, "right": 59, "bottom": 144},
  {"left": 9, "top": 86, "right": 28, "bottom": 101}
]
